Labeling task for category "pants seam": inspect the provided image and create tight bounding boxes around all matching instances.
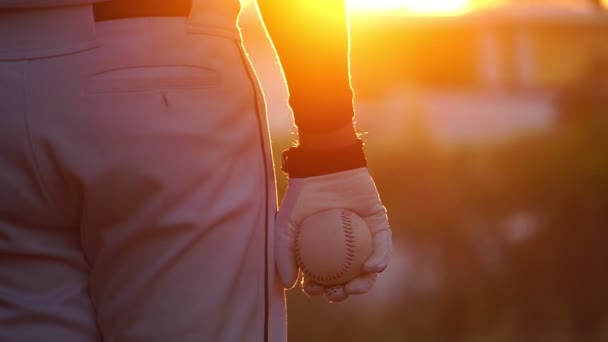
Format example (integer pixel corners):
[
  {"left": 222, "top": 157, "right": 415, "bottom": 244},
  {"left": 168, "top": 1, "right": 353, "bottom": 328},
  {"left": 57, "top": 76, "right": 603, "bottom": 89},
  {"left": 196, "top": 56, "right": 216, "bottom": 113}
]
[
  {"left": 21, "top": 59, "right": 69, "bottom": 219},
  {"left": 234, "top": 39, "right": 272, "bottom": 342}
]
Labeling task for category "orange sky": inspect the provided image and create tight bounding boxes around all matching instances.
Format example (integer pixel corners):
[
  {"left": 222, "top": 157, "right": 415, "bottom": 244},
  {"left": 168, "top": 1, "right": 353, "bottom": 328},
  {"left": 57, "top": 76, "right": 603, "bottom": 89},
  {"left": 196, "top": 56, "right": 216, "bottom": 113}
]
[
  {"left": 346, "top": 0, "right": 607, "bottom": 15},
  {"left": 240, "top": 0, "right": 608, "bottom": 16},
  {"left": 347, "top": 0, "right": 482, "bottom": 15}
]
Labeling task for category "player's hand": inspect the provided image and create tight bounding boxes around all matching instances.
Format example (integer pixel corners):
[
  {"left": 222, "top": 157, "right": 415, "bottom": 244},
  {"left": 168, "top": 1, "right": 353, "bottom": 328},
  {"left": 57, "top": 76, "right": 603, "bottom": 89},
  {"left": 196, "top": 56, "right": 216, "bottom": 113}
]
[{"left": 275, "top": 167, "right": 392, "bottom": 302}]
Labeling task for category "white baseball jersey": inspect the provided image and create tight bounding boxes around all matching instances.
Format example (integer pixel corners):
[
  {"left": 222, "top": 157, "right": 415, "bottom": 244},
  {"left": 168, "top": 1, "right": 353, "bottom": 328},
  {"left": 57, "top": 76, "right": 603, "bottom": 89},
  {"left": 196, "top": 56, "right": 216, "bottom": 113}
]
[{"left": 0, "top": 2, "right": 286, "bottom": 341}]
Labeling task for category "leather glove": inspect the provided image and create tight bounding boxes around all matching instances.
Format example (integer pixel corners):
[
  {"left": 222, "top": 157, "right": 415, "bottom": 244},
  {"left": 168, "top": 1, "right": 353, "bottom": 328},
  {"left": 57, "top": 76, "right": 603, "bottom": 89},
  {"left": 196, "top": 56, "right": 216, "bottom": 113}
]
[{"left": 275, "top": 141, "right": 392, "bottom": 302}]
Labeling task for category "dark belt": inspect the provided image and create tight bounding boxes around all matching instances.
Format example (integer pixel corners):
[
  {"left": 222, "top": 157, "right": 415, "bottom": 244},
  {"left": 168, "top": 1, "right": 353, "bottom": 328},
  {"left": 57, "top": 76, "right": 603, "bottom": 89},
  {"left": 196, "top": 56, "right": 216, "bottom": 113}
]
[{"left": 93, "top": 0, "right": 192, "bottom": 21}]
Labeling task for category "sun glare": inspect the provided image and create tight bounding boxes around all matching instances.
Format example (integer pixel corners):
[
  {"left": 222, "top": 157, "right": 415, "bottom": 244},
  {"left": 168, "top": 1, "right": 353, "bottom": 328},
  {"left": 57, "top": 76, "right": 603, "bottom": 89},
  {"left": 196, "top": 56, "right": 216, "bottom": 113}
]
[{"left": 347, "top": 0, "right": 473, "bottom": 16}]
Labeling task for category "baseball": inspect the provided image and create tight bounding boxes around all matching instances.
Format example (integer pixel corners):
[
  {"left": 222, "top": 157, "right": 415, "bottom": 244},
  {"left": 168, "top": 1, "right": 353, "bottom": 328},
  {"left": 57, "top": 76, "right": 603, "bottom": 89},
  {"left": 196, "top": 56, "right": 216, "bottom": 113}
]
[{"left": 295, "top": 209, "right": 373, "bottom": 286}]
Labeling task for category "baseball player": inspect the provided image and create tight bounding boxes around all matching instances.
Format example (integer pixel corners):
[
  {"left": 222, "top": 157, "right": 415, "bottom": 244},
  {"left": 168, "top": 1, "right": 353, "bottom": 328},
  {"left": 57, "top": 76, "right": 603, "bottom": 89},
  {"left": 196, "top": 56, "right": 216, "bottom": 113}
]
[{"left": 0, "top": 0, "right": 392, "bottom": 341}]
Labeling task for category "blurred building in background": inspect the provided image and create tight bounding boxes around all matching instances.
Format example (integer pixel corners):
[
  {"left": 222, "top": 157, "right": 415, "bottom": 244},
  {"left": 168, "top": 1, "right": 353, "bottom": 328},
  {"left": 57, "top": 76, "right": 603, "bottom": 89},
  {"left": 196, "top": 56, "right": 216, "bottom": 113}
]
[{"left": 348, "top": 2, "right": 608, "bottom": 143}]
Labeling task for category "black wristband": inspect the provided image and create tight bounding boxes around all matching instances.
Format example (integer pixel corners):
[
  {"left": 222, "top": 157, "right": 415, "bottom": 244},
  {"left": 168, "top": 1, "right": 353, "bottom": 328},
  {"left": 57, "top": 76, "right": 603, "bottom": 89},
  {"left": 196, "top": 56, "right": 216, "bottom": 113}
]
[{"left": 281, "top": 139, "right": 367, "bottom": 178}]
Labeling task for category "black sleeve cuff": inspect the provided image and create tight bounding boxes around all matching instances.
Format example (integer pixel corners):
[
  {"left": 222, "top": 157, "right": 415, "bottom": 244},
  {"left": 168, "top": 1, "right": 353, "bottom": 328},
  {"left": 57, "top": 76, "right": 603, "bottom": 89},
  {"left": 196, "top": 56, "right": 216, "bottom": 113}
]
[{"left": 281, "top": 139, "right": 367, "bottom": 178}]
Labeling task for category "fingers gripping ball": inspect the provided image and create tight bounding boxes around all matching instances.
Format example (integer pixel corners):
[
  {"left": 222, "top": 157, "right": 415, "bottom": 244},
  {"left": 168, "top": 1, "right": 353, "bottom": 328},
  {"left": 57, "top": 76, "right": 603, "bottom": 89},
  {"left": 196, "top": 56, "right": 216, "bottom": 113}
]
[{"left": 295, "top": 209, "right": 373, "bottom": 286}]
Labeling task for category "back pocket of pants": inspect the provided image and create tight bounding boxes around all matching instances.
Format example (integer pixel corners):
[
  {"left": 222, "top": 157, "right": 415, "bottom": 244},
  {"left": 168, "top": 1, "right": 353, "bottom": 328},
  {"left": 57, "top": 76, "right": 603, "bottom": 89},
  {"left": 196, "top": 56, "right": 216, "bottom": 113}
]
[{"left": 84, "top": 65, "right": 220, "bottom": 94}]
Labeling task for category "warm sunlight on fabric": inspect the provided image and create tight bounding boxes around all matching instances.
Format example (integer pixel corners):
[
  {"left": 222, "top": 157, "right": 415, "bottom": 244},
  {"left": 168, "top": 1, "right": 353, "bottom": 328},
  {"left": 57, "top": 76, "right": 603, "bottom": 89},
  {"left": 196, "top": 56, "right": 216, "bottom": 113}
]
[{"left": 347, "top": 0, "right": 473, "bottom": 15}]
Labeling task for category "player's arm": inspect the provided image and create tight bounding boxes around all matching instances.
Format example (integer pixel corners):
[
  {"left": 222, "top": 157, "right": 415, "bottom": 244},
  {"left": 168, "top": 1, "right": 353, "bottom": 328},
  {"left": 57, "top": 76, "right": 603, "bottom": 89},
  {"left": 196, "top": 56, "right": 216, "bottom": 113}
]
[
  {"left": 256, "top": 0, "right": 358, "bottom": 148},
  {"left": 258, "top": 0, "right": 392, "bottom": 303}
]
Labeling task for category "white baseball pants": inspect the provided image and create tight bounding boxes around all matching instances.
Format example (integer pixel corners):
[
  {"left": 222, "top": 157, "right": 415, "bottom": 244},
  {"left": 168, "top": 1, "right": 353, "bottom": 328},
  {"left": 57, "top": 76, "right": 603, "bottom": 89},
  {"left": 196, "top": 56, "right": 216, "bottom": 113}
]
[{"left": 0, "top": 5, "right": 285, "bottom": 342}]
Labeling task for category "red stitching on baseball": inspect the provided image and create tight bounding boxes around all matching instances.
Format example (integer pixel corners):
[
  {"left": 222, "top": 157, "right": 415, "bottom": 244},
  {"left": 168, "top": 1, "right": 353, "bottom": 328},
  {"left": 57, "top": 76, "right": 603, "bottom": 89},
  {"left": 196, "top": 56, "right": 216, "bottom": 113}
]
[{"left": 297, "top": 210, "right": 360, "bottom": 284}]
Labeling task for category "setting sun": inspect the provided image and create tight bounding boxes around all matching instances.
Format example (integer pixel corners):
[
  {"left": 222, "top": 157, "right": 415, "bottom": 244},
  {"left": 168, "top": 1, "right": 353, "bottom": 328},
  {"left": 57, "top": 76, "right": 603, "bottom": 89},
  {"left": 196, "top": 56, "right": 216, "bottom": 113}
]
[{"left": 347, "top": 0, "right": 473, "bottom": 15}]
